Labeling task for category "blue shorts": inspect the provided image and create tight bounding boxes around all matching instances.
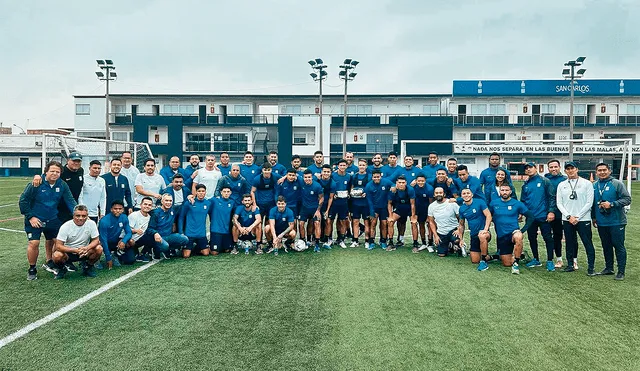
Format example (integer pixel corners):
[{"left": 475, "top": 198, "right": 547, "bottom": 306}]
[
  {"left": 258, "top": 203, "right": 276, "bottom": 220},
  {"left": 329, "top": 201, "right": 349, "bottom": 220},
  {"left": 497, "top": 234, "right": 515, "bottom": 255},
  {"left": 210, "top": 232, "right": 232, "bottom": 252},
  {"left": 299, "top": 207, "right": 319, "bottom": 222},
  {"left": 374, "top": 207, "right": 389, "bottom": 221},
  {"left": 287, "top": 204, "right": 299, "bottom": 219},
  {"left": 350, "top": 204, "right": 369, "bottom": 220},
  {"left": 186, "top": 237, "right": 209, "bottom": 251},
  {"left": 24, "top": 218, "right": 62, "bottom": 241},
  {"left": 437, "top": 229, "right": 460, "bottom": 255}
]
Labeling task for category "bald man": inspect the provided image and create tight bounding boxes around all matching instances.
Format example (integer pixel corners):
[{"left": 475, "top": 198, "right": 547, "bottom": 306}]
[{"left": 160, "top": 156, "right": 191, "bottom": 189}]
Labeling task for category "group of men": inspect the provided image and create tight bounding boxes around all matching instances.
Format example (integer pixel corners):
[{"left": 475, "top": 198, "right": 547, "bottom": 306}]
[{"left": 19, "top": 149, "right": 630, "bottom": 281}]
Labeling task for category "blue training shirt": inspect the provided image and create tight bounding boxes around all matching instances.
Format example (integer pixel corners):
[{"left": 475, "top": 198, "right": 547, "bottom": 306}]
[
  {"left": 276, "top": 178, "right": 303, "bottom": 210},
  {"left": 454, "top": 175, "right": 486, "bottom": 202},
  {"left": 252, "top": 174, "right": 279, "bottom": 205},
  {"left": 234, "top": 205, "right": 260, "bottom": 228},
  {"left": 300, "top": 181, "right": 323, "bottom": 210},
  {"left": 391, "top": 166, "right": 423, "bottom": 185},
  {"left": 98, "top": 213, "right": 132, "bottom": 262},
  {"left": 414, "top": 183, "right": 434, "bottom": 211},
  {"left": 331, "top": 172, "right": 351, "bottom": 206},
  {"left": 178, "top": 198, "right": 210, "bottom": 238},
  {"left": 489, "top": 198, "right": 528, "bottom": 238},
  {"left": 459, "top": 198, "right": 488, "bottom": 237},
  {"left": 422, "top": 164, "right": 447, "bottom": 181},
  {"left": 239, "top": 164, "right": 261, "bottom": 184},
  {"left": 269, "top": 206, "right": 295, "bottom": 232},
  {"left": 350, "top": 172, "right": 370, "bottom": 207},
  {"left": 209, "top": 196, "right": 235, "bottom": 234},
  {"left": 389, "top": 186, "right": 415, "bottom": 208},
  {"left": 380, "top": 164, "right": 400, "bottom": 179},
  {"left": 365, "top": 178, "right": 394, "bottom": 215}
]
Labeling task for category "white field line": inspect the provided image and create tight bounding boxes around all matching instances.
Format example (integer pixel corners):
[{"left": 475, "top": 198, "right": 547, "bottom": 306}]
[
  {"left": 0, "top": 204, "right": 15, "bottom": 208},
  {"left": 0, "top": 227, "right": 22, "bottom": 233},
  {"left": 0, "top": 259, "right": 160, "bottom": 350}
]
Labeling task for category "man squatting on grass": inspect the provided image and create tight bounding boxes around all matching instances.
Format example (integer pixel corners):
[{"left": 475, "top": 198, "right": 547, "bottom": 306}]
[{"left": 17, "top": 152, "right": 632, "bottom": 281}]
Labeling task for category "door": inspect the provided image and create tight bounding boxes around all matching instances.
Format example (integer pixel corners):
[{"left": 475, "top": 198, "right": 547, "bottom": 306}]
[
  {"left": 152, "top": 105, "right": 160, "bottom": 116},
  {"left": 532, "top": 104, "right": 541, "bottom": 124},
  {"left": 20, "top": 158, "right": 29, "bottom": 176},
  {"left": 199, "top": 105, "right": 206, "bottom": 124},
  {"left": 220, "top": 105, "right": 228, "bottom": 124},
  {"left": 457, "top": 104, "right": 466, "bottom": 124},
  {"left": 509, "top": 104, "right": 518, "bottom": 124}
]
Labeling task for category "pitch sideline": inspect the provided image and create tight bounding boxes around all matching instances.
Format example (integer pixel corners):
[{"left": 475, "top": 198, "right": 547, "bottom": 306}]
[{"left": 0, "top": 259, "right": 160, "bottom": 350}]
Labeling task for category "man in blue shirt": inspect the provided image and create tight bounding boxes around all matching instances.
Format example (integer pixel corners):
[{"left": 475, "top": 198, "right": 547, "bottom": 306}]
[
  {"left": 422, "top": 151, "right": 447, "bottom": 182},
  {"left": 489, "top": 184, "right": 534, "bottom": 274},
  {"left": 298, "top": 170, "right": 324, "bottom": 252},
  {"left": 364, "top": 170, "right": 394, "bottom": 250},
  {"left": 593, "top": 163, "right": 632, "bottom": 280},
  {"left": 454, "top": 165, "right": 485, "bottom": 203},
  {"left": 317, "top": 165, "right": 336, "bottom": 249},
  {"left": 480, "top": 152, "right": 512, "bottom": 191},
  {"left": 545, "top": 159, "right": 567, "bottom": 269},
  {"left": 381, "top": 151, "right": 400, "bottom": 180},
  {"left": 178, "top": 184, "right": 211, "bottom": 258},
  {"left": 350, "top": 159, "right": 370, "bottom": 248},
  {"left": 268, "top": 151, "right": 287, "bottom": 177},
  {"left": 102, "top": 157, "right": 134, "bottom": 215},
  {"left": 19, "top": 160, "right": 77, "bottom": 280},
  {"left": 160, "top": 156, "right": 190, "bottom": 189},
  {"left": 182, "top": 154, "right": 201, "bottom": 184},
  {"left": 232, "top": 194, "right": 263, "bottom": 254},
  {"left": 265, "top": 196, "right": 296, "bottom": 255},
  {"left": 147, "top": 193, "right": 188, "bottom": 259},
  {"left": 276, "top": 168, "right": 303, "bottom": 218},
  {"left": 431, "top": 169, "right": 455, "bottom": 199},
  {"left": 387, "top": 176, "right": 417, "bottom": 251},
  {"left": 290, "top": 155, "right": 305, "bottom": 177},
  {"left": 446, "top": 158, "right": 459, "bottom": 180},
  {"left": 344, "top": 152, "right": 359, "bottom": 175},
  {"left": 458, "top": 188, "right": 493, "bottom": 271},
  {"left": 209, "top": 186, "right": 235, "bottom": 254},
  {"left": 163, "top": 174, "right": 191, "bottom": 224},
  {"left": 239, "top": 151, "right": 261, "bottom": 184},
  {"left": 306, "top": 151, "right": 325, "bottom": 178},
  {"left": 251, "top": 162, "right": 279, "bottom": 224},
  {"left": 392, "top": 155, "right": 423, "bottom": 186},
  {"left": 330, "top": 160, "right": 352, "bottom": 248},
  {"left": 218, "top": 152, "right": 232, "bottom": 177},
  {"left": 367, "top": 153, "right": 384, "bottom": 175},
  {"left": 98, "top": 200, "right": 134, "bottom": 268},
  {"left": 521, "top": 162, "right": 557, "bottom": 271},
  {"left": 216, "top": 164, "right": 251, "bottom": 207},
  {"left": 413, "top": 174, "right": 434, "bottom": 251}
]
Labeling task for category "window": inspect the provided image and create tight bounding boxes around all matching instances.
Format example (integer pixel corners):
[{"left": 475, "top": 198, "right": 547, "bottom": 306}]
[
  {"left": 470, "top": 133, "right": 486, "bottom": 140},
  {"left": 179, "top": 105, "right": 195, "bottom": 114},
  {"left": 234, "top": 105, "right": 250, "bottom": 115},
  {"left": 213, "top": 133, "right": 248, "bottom": 152},
  {"left": 543, "top": 133, "right": 555, "bottom": 140},
  {"left": 186, "top": 133, "right": 212, "bottom": 152},
  {"left": 356, "top": 105, "right": 372, "bottom": 115},
  {"left": 573, "top": 104, "right": 586, "bottom": 115},
  {"left": 573, "top": 133, "right": 583, "bottom": 140},
  {"left": 1, "top": 157, "right": 19, "bottom": 168},
  {"left": 489, "top": 104, "right": 506, "bottom": 115},
  {"left": 293, "top": 133, "right": 307, "bottom": 144},
  {"left": 470, "top": 104, "right": 487, "bottom": 115},
  {"left": 489, "top": 133, "right": 505, "bottom": 141},
  {"left": 366, "top": 134, "right": 393, "bottom": 153},
  {"left": 456, "top": 157, "right": 476, "bottom": 164},
  {"left": 541, "top": 104, "right": 556, "bottom": 114},
  {"left": 282, "top": 105, "right": 301, "bottom": 114},
  {"left": 627, "top": 104, "right": 640, "bottom": 114},
  {"left": 29, "top": 157, "right": 42, "bottom": 168},
  {"left": 330, "top": 133, "right": 343, "bottom": 144},
  {"left": 112, "top": 132, "right": 133, "bottom": 142},
  {"left": 114, "top": 105, "right": 126, "bottom": 117},
  {"left": 164, "top": 105, "right": 179, "bottom": 114},
  {"left": 75, "top": 104, "right": 90, "bottom": 115},
  {"left": 340, "top": 105, "right": 357, "bottom": 114},
  {"left": 76, "top": 131, "right": 106, "bottom": 139},
  {"left": 423, "top": 104, "right": 440, "bottom": 115}
]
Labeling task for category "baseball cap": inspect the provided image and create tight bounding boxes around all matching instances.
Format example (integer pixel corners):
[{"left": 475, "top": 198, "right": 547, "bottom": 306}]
[
  {"left": 524, "top": 162, "right": 535, "bottom": 168},
  {"left": 68, "top": 152, "right": 83, "bottom": 161},
  {"left": 564, "top": 161, "right": 578, "bottom": 169}
]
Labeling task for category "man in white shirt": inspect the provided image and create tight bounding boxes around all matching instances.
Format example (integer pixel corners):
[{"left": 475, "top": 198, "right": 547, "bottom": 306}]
[
  {"left": 120, "top": 151, "right": 140, "bottom": 209},
  {"left": 52, "top": 205, "right": 102, "bottom": 279},
  {"left": 428, "top": 187, "right": 463, "bottom": 257},
  {"left": 192, "top": 154, "right": 222, "bottom": 199},
  {"left": 127, "top": 196, "right": 154, "bottom": 262},
  {"left": 135, "top": 158, "right": 166, "bottom": 207},
  {"left": 556, "top": 161, "right": 596, "bottom": 275},
  {"left": 78, "top": 160, "right": 107, "bottom": 223}
]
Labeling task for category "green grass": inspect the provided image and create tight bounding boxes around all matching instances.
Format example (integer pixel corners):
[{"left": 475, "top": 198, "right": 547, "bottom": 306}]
[{"left": 0, "top": 177, "right": 639, "bottom": 370}]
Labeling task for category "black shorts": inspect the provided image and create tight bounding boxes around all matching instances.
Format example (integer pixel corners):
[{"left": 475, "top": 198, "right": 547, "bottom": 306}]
[
  {"left": 469, "top": 232, "right": 492, "bottom": 253},
  {"left": 350, "top": 204, "right": 369, "bottom": 220},
  {"left": 258, "top": 203, "right": 276, "bottom": 220},
  {"left": 65, "top": 252, "right": 85, "bottom": 263},
  {"left": 374, "top": 207, "right": 389, "bottom": 221},
  {"left": 393, "top": 205, "right": 411, "bottom": 221},
  {"left": 497, "top": 234, "right": 515, "bottom": 255},
  {"left": 186, "top": 237, "right": 209, "bottom": 251},
  {"left": 437, "top": 229, "right": 460, "bottom": 255},
  {"left": 417, "top": 209, "right": 429, "bottom": 223},
  {"left": 287, "top": 205, "right": 299, "bottom": 219},
  {"left": 210, "top": 232, "right": 232, "bottom": 252},
  {"left": 238, "top": 233, "right": 257, "bottom": 242},
  {"left": 299, "top": 207, "right": 319, "bottom": 222},
  {"left": 329, "top": 202, "right": 349, "bottom": 220},
  {"left": 24, "top": 218, "right": 62, "bottom": 241}
]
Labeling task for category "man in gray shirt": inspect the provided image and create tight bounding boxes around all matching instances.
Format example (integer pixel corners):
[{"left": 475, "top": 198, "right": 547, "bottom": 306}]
[{"left": 428, "top": 187, "right": 463, "bottom": 257}]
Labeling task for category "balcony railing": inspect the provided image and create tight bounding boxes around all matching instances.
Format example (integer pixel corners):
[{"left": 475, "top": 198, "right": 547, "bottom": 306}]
[{"left": 453, "top": 114, "right": 626, "bottom": 126}]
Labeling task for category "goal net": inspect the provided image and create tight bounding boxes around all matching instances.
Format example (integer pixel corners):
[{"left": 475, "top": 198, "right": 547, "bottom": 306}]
[
  {"left": 400, "top": 138, "right": 634, "bottom": 193},
  {"left": 41, "top": 134, "right": 154, "bottom": 172}
]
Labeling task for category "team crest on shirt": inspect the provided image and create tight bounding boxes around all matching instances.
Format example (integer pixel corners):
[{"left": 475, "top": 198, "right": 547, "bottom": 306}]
[
  {"left": 358, "top": 181, "right": 362, "bottom": 185},
  {"left": 344, "top": 181, "right": 347, "bottom": 184},
  {"left": 282, "top": 217, "right": 286, "bottom": 221},
  {"left": 411, "top": 173, "right": 415, "bottom": 176},
  {"left": 228, "top": 203, "right": 232, "bottom": 207},
  {"left": 79, "top": 176, "right": 83, "bottom": 181},
  {"left": 605, "top": 187, "right": 610, "bottom": 191},
  {"left": 252, "top": 170, "right": 255, "bottom": 173},
  {"left": 204, "top": 205, "right": 207, "bottom": 209},
  {"left": 249, "top": 214, "right": 253, "bottom": 218},
  {"left": 170, "top": 211, "right": 174, "bottom": 215},
  {"left": 537, "top": 183, "right": 541, "bottom": 188},
  {"left": 293, "top": 186, "right": 297, "bottom": 190},
  {"left": 508, "top": 206, "right": 512, "bottom": 210},
  {"left": 121, "top": 184, "right": 125, "bottom": 188},
  {"left": 472, "top": 209, "right": 477, "bottom": 213},
  {"left": 119, "top": 222, "right": 123, "bottom": 227},
  {"left": 382, "top": 186, "right": 386, "bottom": 190},
  {"left": 55, "top": 187, "right": 60, "bottom": 192},
  {"left": 310, "top": 191, "right": 314, "bottom": 194}
]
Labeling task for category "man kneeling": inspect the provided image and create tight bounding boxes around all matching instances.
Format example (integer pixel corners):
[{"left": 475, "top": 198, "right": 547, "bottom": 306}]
[
  {"left": 232, "top": 194, "right": 262, "bottom": 255},
  {"left": 428, "top": 187, "right": 463, "bottom": 257},
  {"left": 52, "top": 205, "right": 102, "bottom": 279},
  {"left": 265, "top": 196, "right": 296, "bottom": 255}
]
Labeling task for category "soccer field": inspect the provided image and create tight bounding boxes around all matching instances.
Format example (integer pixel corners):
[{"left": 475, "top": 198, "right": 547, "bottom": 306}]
[{"left": 0, "top": 177, "right": 638, "bottom": 370}]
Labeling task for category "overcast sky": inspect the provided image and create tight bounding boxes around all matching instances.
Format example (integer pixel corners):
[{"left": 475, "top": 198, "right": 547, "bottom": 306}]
[{"left": 1, "top": 0, "right": 638, "bottom": 129}]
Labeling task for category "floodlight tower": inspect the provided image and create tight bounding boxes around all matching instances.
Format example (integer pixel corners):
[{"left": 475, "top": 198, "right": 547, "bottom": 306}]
[
  {"left": 339, "top": 59, "right": 359, "bottom": 158},
  {"left": 96, "top": 60, "right": 117, "bottom": 142},
  {"left": 562, "top": 56, "right": 586, "bottom": 161},
  {"left": 309, "top": 58, "right": 328, "bottom": 163}
]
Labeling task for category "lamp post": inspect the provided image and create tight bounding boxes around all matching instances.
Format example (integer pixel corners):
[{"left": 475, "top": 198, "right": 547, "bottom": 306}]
[
  {"left": 309, "top": 59, "right": 328, "bottom": 163},
  {"left": 339, "top": 59, "right": 359, "bottom": 158},
  {"left": 562, "top": 56, "right": 586, "bottom": 161},
  {"left": 96, "top": 60, "right": 117, "bottom": 152}
]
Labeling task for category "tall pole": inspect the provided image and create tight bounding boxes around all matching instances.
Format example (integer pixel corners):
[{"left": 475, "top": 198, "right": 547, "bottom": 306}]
[
  {"left": 105, "top": 74, "right": 110, "bottom": 142},
  {"left": 319, "top": 69, "right": 325, "bottom": 163},
  {"left": 97, "top": 60, "right": 116, "bottom": 160},
  {"left": 342, "top": 77, "right": 348, "bottom": 158},
  {"left": 568, "top": 66, "right": 575, "bottom": 161}
]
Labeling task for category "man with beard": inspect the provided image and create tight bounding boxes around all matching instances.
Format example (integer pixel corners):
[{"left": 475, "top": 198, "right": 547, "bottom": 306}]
[
  {"left": 216, "top": 164, "right": 251, "bottom": 208},
  {"left": 545, "top": 159, "right": 567, "bottom": 269},
  {"left": 290, "top": 155, "right": 305, "bottom": 177},
  {"left": 367, "top": 153, "right": 384, "bottom": 175},
  {"left": 317, "top": 165, "right": 336, "bottom": 249},
  {"left": 344, "top": 151, "right": 358, "bottom": 175},
  {"left": 307, "top": 151, "right": 325, "bottom": 178},
  {"left": 489, "top": 184, "right": 534, "bottom": 274},
  {"left": 102, "top": 158, "right": 133, "bottom": 215},
  {"left": 265, "top": 196, "right": 297, "bottom": 255},
  {"left": 183, "top": 154, "right": 202, "bottom": 184},
  {"left": 365, "top": 170, "right": 394, "bottom": 250},
  {"left": 148, "top": 193, "right": 188, "bottom": 258},
  {"left": 218, "top": 152, "right": 232, "bottom": 177},
  {"left": 160, "top": 156, "right": 190, "bottom": 189},
  {"left": 458, "top": 188, "right": 493, "bottom": 271},
  {"left": 432, "top": 169, "right": 455, "bottom": 199},
  {"left": 422, "top": 151, "right": 447, "bottom": 182},
  {"left": 298, "top": 170, "right": 324, "bottom": 252},
  {"left": 330, "top": 160, "right": 352, "bottom": 248},
  {"left": 391, "top": 155, "right": 423, "bottom": 186},
  {"left": 428, "top": 187, "right": 462, "bottom": 257},
  {"left": 239, "top": 151, "right": 261, "bottom": 184},
  {"left": 268, "top": 151, "right": 287, "bottom": 177},
  {"left": 413, "top": 174, "right": 435, "bottom": 252},
  {"left": 232, "top": 194, "right": 262, "bottom": 255},
  {"left": 98, "top": 200, "right": 133, "bottom": 268},
  {"left": 135, "top": 158, "right": 166, "bottom": 208},
  {"left": 120, "top": 151, "right": 140, "bottom": 209},
  {"left": 52, "top": 205, "right": 102, "bottom": 279},
  {"left": 78, "top": 160, "right": 107, "bottom": 224}
]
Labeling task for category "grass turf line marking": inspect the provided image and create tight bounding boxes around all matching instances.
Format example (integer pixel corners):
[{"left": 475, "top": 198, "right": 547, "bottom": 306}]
[
  {"left": 0, "top": 217, "right": 22, "bottom": 223},
  {"left": 0, "top": 259, "right": 160, "bottom": 350},
  {"left": 0, "top": 227, "right": 22, "bottom": 233},
  {"left": 0, "top": 204, "right": 15, "bottom": 208}
]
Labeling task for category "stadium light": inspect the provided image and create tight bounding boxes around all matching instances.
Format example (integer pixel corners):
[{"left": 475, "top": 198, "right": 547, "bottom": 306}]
[
  {"left": 96, "top": 59, "right": 117, "bottom": 157},
  {"left": 339, "top": 59, "right": 359, "bottom": 158},
  {"left": 309, "top": 58, "right": 328, "bottom": 162},
  {"left": 562, "top": 56, "right": 586, "bottom": 161}
]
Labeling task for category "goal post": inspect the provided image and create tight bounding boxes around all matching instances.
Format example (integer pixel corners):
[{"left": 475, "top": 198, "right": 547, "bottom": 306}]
[
  {"left": 41, "top": 134, "right": 154, "bottom": 173},
  {"left": 400, "top": 138, "right": 634, "bottom": 192}
]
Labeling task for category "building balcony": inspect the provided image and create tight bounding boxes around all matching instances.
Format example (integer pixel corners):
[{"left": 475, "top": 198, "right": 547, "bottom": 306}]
[{"left": 452, "top": 114, "right": 639, "bottom": 127}]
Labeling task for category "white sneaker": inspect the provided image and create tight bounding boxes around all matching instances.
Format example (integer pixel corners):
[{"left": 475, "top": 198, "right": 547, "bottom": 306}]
[
  {"left": 417, "top": 244, "right": 428, "bottom": 251},
  {"left": 364, "top": 242, "right": 370, "bottom": 250},
  {"left": 460, "top": 242, "right": 468, "bottom": 257},
  {"left": 426, "top": 245, "right": 435, "bottom": 253},
  {"left": 328, "top": 239, "right": 334, "bottom": 246},
  {"left": 349, "top": 241, "right": 358, "bottom": 248},
  {"left": 512, "top": 263, "right": 520, "bottom": 275},
  {"left": 339, "top": 241, "right": 347, "bottom": 249}
]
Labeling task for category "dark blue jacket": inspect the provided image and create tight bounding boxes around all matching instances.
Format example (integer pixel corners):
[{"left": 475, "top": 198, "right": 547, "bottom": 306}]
[
  {"left": 101, "top": 173, "right": 133, "bottom": 210},
  {"left": 592, "top": 176, "right": 631, "bottom": 226},
  {"left": 19, "top": 178, "right": 76, "bottom": 222},
  {"left": 484, "top": 181, "right": 518, "bottom": 205},
  {"left": 216, "top": 174, "right": 251, "bottom": 206},
  {"left": 160, "top": 166, "right": 191, "bottom": 189},
  {"left": 98, "top": 213, "right": 132, "bottom": 261},
  {"left": 147, "top": 207, "right": 176, "bottom": 238},
  {"left": 521, "top": 174, "right": 556, "bottom": 221},
  {"left": 544, "top": 173, "right": 567, "bottom": 216}
]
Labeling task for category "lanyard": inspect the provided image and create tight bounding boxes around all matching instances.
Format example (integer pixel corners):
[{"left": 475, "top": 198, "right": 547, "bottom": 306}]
[{"left": 597, "top": 181, "right": 611, "bottom": 198}]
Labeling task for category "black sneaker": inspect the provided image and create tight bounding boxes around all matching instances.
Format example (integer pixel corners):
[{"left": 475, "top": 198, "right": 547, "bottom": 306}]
[
  {"left": 43, "top": 260, "right": 58, "bottom": 274},
  {"left": 614, "top": 272, "right": 625, "bottom": 281},
  {"left": 27, "top": 267, "right": 37, "bottom": 281},
  {"left": 160, "top": 251, "right": 170, "bottom": 260},
  {"left": 54, "top": 266, "right": 67, "bottom": 280},
  {"left": 587, "top": 270, "right": 597, "bottom": 277},
  {"left": 597, "top": 269, "right": 615, "bottom": 276},
  {"left": 82, "top": 264, "right": 97, "bottom": 278},
  {"left": 563, "top": 265, "right": 575, "bottom": 273},
  {"left": 65, "top": 262, "right": 77, "bottom": 272}
]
